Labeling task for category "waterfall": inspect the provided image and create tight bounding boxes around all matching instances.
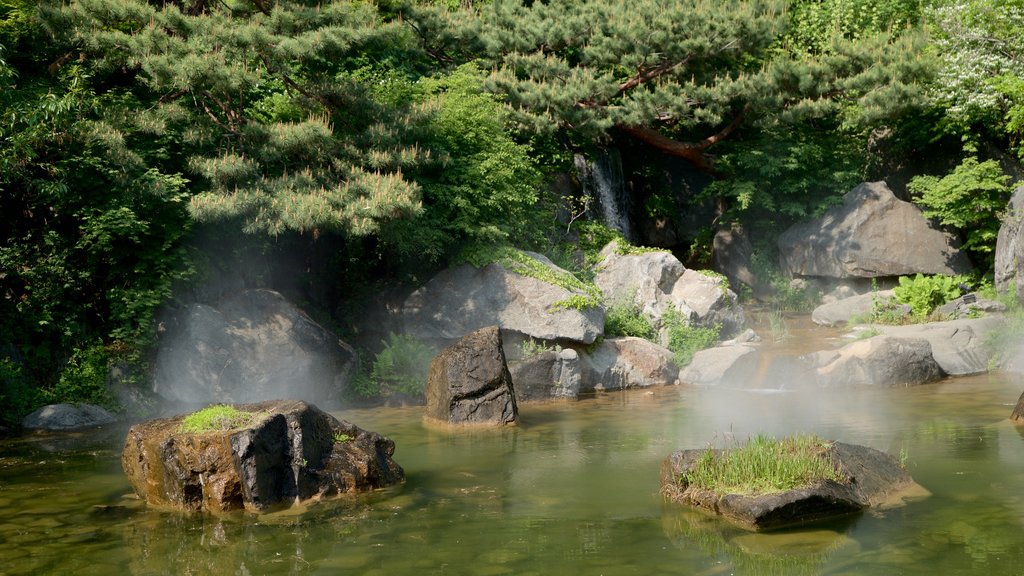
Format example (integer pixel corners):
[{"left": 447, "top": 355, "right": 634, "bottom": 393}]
[{"left": 574, "top": 149, "right": 635, "bottom": 243}]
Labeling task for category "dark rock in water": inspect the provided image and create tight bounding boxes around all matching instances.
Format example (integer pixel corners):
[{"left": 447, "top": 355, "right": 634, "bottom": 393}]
[
  {"left": 425, "top": 326, "right": 518, "bottom": 426},
  {"left": 22, "top": 403, "right": 118, "bottom": 431},
  {"left": 121, "top": 399, "right": 404, "bottom": 513},
  {"left": 1012, "top": 390, "right": 1024, "bottom": 423},
  {"left": 153, "top": 289, "right": 357, "bottom": 407},
  {"left": 661, "top": 442, "right": 923, "bottom": 531},
  {"left": 778, "top": 181, "right": 971, "bottom": 279}
]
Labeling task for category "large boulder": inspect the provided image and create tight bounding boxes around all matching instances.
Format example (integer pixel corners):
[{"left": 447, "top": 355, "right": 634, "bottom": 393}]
[
  {"left": 403, "top": 253, "right": 604, "bottom": 346},
  {"left": 713, "top": 224, "right": 774, "bottom": 300},
  {"left": 678, "top": 345, "right": 760, "bottom": 387},
  {"left": 875, "top": 317, "right": 1001, "bottom": 376},
  {"left": 153, "top": 289, "right": 357, "bottom": 406},
  {"left": 594, "top": 242, "right": 745, "bottom": 337},
  {"left": 995, "top": 185, "right": 1024, "bottom": 299},
  {"left": 579, "top": 337, "right": 680, "bottom": 391},
  {"left": 661, "top": 441, "right": 923, "bottom": 531},
  {"left": 778, "top": 181, "right": 972, "bottom": 279},
  {"left": 121, "top": 400, "right": 404, "bottom": 513},
  {"left": 508, "top": 348, "right": 582, "bottom": 402},
  {"left": 1012, "top": 390, "right": 1024, "bottom": 423},
  {"left": 806, "top": 335, "right": 945, "bottom": 387},
  {"left": 22, "top": 403, "right": 118, "bottom": 431},
  {"left": 425, "top": 326, "right": 518, "bottom": 426}
]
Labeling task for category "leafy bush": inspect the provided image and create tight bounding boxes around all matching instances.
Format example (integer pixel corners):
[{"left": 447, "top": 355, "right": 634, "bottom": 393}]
[
  {"left": 0, "top": 357, "right": 39, "bottom": 428},
  {"left": 41, "top": 344, "right": 118, "bottom": 410},
  {"left": 662, "top": 308, "right": 721, "bottom": 367},
  {"left": 908, "top": 156, "right": 1015, "bottom": 270},
  {"left": 370, "top": 333, "right": 436, "bottom": 398},
  {"left": 892, "top": 274, "right": 968, "bottom": 320},
  {"left": 604, "top": 302, "right": 656, "bottom": 340}
]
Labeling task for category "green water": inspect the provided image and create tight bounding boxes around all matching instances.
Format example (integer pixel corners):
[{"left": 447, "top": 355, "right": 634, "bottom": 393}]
[{"left": 3, "top": 374, "right": 1024, "bottom": 575}]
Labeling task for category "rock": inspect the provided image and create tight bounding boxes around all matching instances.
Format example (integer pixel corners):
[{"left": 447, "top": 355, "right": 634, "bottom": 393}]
[
  {"left": 22, "top": 403, "right": 118, "bottom": 431},
  {"left": 995, "top": 185, "right": 1024, "bottom": 298},
  {"left": 153, "top": 289, "right": 357, "bottom": 406},
  {"left": 722, "top": 328, "right": 761, "bottom": 345},
  {"left": 661, "top": 441, "right": 922, "bottom": 531},
  {"left": 778, "top": 181, "right": 972, "bottom": 279},
  {"left": 509, "top": 348, "right": 581, "bottom": 402},
  {"left": 935, "top": 294, "right": 1007, "bottom": 320},
  {"left": 713, "top": 225, "right": 774, "bottom": 300},
  {"left": 424, "top": 326, "right": 518, "bottom": 426},
  {"left": 811, "top": 290, "right": 906, "bottom": 326},
  {"left": 594, "top": 242, "right": 745, "bottom": 337},
  {"left": 876, "top": 317, "right": 1002, "bottom": 376},
  {"left": 670, "top": 269, "right": 745, "bottom": 336},
  {"left": 121, "top": 399, "right": 404, "bottom": 513},
  {"left": 1012, "top": 390, "right": 1024, "bottom": 423},
  {"left": 403, "top": 253, "right": 604, "bottom": 346},
  {"left": 806, "top": 335, "right": 945, "bottom": 387},
  {"left": 678, "top": 345, "right": 760, "bottom": 387},
  {"left": 579, "top": 337, "right": 680, "bottom": 391}
]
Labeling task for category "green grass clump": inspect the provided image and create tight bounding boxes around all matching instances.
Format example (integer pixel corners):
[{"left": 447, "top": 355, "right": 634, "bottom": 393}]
[
  {"left": 683, "top": 433, "right": 841, "bottom": 496},
  {"left": 333, "top": 432, "right": 353, "bottom": 443},
  {"left": 179, "top": 404, "right": 259, "bottom": 433},
  {"left": 662, "top": 308, "right": 720, "bottom": 367}
]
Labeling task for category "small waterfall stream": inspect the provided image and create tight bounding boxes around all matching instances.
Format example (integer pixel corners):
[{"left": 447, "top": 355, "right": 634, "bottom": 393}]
[{"left": 574, "top": 149, "right": 635, "bottom": 242}]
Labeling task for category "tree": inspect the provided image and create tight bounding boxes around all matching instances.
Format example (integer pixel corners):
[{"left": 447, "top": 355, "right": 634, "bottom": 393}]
[
  {"left": 434, "top": 0, "right": 933, "bottom": 173},
  {"left": 46, "top": 0, "right": 428, "bottom": 238}
]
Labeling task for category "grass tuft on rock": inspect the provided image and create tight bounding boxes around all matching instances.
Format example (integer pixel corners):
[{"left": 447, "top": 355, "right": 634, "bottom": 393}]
[
  {"left": 684, "top": 433, "right": 841, "bottom": 496},
  {"left": 178, "top": 404, "right": 260, "bottom": 433}
]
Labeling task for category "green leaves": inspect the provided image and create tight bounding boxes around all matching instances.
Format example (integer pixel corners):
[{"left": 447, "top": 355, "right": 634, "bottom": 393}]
[{"left": 908, "top": 155, "right": 1015, "bottom": 268}]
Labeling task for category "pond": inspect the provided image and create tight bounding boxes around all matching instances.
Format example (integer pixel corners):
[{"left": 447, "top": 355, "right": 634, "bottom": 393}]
[{"left": 3, "top": 324, "right": 1024, "bottom": 575}]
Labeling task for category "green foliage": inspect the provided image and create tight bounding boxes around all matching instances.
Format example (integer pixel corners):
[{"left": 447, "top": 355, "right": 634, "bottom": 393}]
[
  {"left": 41, "top": 344, "right": 117, "bottom": 410},
  {"left": 662, "top": 308, "right": 721, "bottom": 367},
  {"left": 783, "top": 0, "right": 924, "bottom": 56},
  {"left": 519, "top": 337, "right": 555, "bottom": 359},
  {"left": 604, "top": 301, "right": 656, "bottom": 340},
  {"left": 370, "top": 333, "right": 435, "bottom": 397},
  {"left": 0, "top": 357, "right": 39, "bottom": 428},
  {"left": 179, "top": 405, "right": 261, "bottom": 434},
  {"left": 908, "top": 156, "right": 1015, "bottom": 269},
  {"left": 892, "top": 274, "right": 968, "bottom": 321},
  {"left": 681, "top": 433, "right": 841, "bottom": 496},
  {"left": 333, "top": 432, "right": 354, "bottom": 443}
]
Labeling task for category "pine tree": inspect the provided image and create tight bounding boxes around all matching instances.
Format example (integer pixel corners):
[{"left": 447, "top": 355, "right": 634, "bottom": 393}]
[
  {"left": 442, "top": 0, "right": 932, "bottom": 172},
  {"left": 45, "top": 0, "right": 429, "bottom": 236}
]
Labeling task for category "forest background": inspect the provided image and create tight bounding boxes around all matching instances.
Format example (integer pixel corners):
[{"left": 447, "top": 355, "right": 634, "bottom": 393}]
[{"left": 2, "top": 0, "right": 1022, "bottom": 427}]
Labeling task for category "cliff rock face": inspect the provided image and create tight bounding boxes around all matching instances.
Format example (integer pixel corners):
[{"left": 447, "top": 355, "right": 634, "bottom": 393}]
[
  {"left": 425, "top": 326, "right": 518, "bottom": 426},
  {"left": 121, "top": 400, "right": 404, "bottom": 513},
  {"left": 778, "top": 181, "right": 971, "bottom": 279}
]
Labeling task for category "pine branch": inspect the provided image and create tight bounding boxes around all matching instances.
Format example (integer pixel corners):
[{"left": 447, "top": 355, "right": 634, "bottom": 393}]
[{"left": 618, "top": 105, "right": 748, "bottom": 172}]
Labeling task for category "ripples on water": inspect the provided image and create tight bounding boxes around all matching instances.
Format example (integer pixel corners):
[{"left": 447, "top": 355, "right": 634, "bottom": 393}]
[{"left": 3, "top": 373, "right": 1024, "bottom": 574}]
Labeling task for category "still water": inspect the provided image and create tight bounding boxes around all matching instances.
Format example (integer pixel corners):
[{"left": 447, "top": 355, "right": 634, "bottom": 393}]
[{"left": 3, "top": 356, "right": 1024, "bottom": 574}]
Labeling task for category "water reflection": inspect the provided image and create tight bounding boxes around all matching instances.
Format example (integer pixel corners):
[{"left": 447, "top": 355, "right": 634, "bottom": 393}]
[{"left": 3, "top": 368, "right": 1024, "bottom": 574}]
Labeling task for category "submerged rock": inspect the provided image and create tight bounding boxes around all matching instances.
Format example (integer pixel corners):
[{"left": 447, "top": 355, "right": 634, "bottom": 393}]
[
  {"left": 23, "top": 403, "right": 118, "bottom": 431},
  {"left": 425, "top": 326, "right": 518, "bottom": 426},
  {"left": 121, "top": 400, "right": 404, "bottom": 513},
  {"left": 661, "top": 442, "right": 923, "bottom": 531}
]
